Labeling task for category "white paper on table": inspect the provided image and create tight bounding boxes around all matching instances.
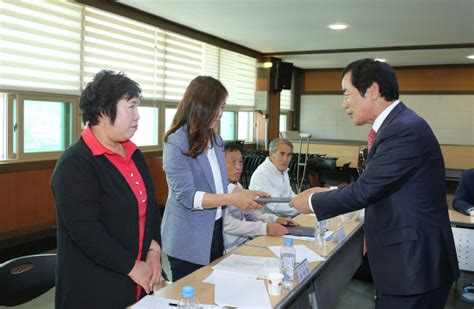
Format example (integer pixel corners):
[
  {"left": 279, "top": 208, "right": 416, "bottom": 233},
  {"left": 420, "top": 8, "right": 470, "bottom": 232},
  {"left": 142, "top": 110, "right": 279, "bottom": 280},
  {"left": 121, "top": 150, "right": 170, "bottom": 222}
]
[
  {"left": 212, "top": 254, "right": 280, "bottom": 279},
  {"left": 132, "top": 295, "right": 220, "bottom": 308},
  {"left": 214, "top": 278, "right": 271, "bottom": 309},
  {"left": 203, "top": 269, "right": 258, "bottom": 284},
  {"left": 268, "top": 244, "right": 326, "bottom": 263}
]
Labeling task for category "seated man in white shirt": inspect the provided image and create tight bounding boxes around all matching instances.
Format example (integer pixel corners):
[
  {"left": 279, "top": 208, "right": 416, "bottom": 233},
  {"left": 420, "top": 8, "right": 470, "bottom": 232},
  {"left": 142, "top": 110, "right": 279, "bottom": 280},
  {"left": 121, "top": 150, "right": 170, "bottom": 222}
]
[
  {"left": 249, "top": 138, "right": 299, "bottom": 217},
  {"left": 223, "top": 141, "right": 297, "bottom": 252}
]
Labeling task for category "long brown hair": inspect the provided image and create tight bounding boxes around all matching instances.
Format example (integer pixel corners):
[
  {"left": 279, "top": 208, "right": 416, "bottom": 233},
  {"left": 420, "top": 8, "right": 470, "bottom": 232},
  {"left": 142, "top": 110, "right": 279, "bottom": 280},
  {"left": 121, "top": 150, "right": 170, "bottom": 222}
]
[{"left": 164, "top": 76, "right": 228, "bottom": 158}]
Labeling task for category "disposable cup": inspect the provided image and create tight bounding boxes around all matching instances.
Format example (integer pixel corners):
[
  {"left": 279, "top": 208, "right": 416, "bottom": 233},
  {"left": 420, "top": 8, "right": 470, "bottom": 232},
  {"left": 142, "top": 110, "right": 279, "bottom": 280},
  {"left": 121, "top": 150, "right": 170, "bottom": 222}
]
[{"left": 267, "top": 272, "right": 284, "bottom": 296}]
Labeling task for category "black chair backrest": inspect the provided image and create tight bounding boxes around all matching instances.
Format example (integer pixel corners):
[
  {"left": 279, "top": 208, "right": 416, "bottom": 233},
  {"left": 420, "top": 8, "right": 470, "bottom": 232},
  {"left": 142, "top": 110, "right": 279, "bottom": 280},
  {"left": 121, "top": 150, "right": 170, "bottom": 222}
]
[{"left": 0, "top": 253, "right": 56, "bottom": 306}]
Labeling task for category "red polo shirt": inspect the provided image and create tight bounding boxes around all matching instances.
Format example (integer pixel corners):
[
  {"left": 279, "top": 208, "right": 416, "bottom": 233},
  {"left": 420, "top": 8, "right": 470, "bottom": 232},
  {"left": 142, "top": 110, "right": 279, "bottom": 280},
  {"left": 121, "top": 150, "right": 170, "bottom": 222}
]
[{"left": 82, "top": 127, "right": 148, "bottom": 300}]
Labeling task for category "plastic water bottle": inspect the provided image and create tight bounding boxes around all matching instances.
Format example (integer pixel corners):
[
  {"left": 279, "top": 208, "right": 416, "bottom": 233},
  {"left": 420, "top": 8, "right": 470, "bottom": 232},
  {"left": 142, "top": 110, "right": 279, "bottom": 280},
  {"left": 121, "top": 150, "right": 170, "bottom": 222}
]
[
  {"left": 315, "top": 219, "right": 328, "bottom": 247},
  {"left": 177, "top": 286, "right": 199, "bottom": 309},
  {"left": 280, "top": 237, "right": 296, "bottom": 290}
]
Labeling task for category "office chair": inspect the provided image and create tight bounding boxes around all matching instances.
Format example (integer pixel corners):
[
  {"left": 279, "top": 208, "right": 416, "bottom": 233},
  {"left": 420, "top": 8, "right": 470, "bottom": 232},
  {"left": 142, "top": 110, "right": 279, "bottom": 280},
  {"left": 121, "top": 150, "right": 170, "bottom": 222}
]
[{"left": 0, "top": 253, "right": 56, "bottom": 306}]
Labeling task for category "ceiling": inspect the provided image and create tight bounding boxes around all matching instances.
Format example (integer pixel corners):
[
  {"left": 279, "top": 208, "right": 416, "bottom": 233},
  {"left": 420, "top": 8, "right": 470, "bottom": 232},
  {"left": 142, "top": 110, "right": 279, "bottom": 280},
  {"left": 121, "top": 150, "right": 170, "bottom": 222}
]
[{"left": 117, "top": 0, "right": 474, "bottom": 69}]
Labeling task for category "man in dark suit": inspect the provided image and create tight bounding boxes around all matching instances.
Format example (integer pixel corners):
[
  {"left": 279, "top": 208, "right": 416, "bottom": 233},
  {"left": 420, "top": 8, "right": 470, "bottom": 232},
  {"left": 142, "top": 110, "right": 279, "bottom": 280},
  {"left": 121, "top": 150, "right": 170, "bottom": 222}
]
[
  {"left": 291, "top": 58, "right": 459, "bottom": 308},
  {"left": 453, "top": 168, "right": 474, "bottom": 215}
]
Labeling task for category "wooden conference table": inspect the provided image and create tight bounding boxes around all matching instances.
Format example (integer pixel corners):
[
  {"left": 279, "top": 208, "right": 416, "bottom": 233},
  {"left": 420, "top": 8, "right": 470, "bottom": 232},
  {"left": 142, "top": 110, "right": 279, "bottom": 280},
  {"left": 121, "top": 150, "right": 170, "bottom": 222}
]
[{"left": 154, "top": 214, "right": 364, "bottom": 308}]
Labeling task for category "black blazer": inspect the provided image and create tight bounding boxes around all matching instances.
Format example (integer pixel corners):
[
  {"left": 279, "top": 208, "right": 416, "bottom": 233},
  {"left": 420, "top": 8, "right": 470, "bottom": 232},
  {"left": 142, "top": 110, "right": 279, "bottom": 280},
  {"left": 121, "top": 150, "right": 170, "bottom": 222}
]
[
  {"left": 51, "top": 138, "right": 161, "bottom": 308},
  {"left": 312, "top": 103, "right": 459, "bottom": 295}
]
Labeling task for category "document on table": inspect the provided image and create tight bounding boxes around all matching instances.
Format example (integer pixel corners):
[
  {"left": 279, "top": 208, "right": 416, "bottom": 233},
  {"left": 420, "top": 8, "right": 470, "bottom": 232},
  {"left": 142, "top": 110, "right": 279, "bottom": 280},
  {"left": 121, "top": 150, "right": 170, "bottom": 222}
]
[
  {"left": 203, "top": 269, "right": 258, "bottom": 284},
  {"left": 132, "top": 295, "right": 220, "bottom": 308},
  {"left": 214, "top": 278, "right": 271, "bottom": 309},
  {"left": 212, "top": 254, "right": 280, "bottom": 279},
  {"left": 268, "top": 244, "right": 326, "bottom": 263}
]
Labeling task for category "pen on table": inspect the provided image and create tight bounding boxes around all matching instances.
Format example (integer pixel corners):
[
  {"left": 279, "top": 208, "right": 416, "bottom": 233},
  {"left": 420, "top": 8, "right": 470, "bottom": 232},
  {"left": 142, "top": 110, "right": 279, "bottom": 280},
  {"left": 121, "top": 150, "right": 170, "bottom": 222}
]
[{"left": 168, "top": 302, "right": 178, "bottom": 307}]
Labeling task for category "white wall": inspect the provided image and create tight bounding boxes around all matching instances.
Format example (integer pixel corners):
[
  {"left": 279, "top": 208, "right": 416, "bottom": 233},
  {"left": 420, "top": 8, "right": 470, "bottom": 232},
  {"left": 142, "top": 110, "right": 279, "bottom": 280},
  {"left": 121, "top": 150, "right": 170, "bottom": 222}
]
[{"left": 300, "top": 94, "right": 474, "bottom": 145}]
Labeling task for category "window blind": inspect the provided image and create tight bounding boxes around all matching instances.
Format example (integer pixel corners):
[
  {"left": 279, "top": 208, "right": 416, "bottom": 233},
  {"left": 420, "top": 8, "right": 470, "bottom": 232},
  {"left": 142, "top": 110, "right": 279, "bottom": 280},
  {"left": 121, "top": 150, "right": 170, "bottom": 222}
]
[
  {"left": 280, "top": 89, "right": 293, "bottom": 111},
  {"left": 163, "top": 32, "right": 203, "bottom": 101},
  {"left": 217, "top": 50, "right": 256, "bottom": 107},
  {"left": 0, "top": 1, "right": 82, "bottom": 94},
  {"left": 83, "top": 7, "right": 162, "bottom": 98}
]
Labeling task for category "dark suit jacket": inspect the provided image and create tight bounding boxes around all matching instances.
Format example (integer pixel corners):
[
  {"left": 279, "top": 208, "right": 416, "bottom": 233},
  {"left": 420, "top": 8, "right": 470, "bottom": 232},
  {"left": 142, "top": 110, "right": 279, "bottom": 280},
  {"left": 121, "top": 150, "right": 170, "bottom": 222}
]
[
  {"left": 51, "top": 138, "right": 161, "bottom": 308},
  {"left": 311, "top": 102, "right": 459, "bottom": 295},
  {"left": 453, "top": 168, "right": 474, "bottom": 215}
]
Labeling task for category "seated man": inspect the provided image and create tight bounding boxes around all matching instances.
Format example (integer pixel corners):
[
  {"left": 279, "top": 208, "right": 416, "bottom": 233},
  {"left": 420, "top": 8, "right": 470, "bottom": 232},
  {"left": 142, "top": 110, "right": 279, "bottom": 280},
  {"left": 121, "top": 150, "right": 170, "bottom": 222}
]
[
  {"left": 223, "top": 141, "right": 297, "bottom": 252},
  {"left": 453, "top": 168, "right": 474, "bottom": 215},
  {"left": 249, "top": 138, "right": 299, "bottom": 217}
]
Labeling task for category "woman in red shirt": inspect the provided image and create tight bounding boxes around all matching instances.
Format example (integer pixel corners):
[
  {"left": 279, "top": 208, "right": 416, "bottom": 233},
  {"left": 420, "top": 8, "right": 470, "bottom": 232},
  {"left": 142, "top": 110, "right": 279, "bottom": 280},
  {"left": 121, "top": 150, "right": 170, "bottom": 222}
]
[{"left": 51, "top": 70, "right": 162, "bottom": 308}]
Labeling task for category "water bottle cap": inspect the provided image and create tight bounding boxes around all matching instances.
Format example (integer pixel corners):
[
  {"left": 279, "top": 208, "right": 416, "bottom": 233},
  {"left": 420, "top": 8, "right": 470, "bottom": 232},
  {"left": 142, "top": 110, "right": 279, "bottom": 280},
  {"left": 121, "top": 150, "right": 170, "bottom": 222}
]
[
  {"left": 182, "top": 285, "right": 194, "bottom": 298},
  {"left": 284, "top": 237, "right": 293, "bottom": 246}
]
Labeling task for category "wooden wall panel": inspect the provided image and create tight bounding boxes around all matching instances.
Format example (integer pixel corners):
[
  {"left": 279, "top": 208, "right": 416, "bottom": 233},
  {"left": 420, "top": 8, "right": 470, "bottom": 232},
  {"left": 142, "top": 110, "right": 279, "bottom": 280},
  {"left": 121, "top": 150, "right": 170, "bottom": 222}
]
[
  {"left": 304, "top": 67, "right": 474, "bottom": 93},
  {"left": 146, "top": 157, "right": 168, "bottom": 207},
  {"left": 441, "top": 145, "right": 474, "bottom": 170},
  {"left": 396, "top": 68, "right": 474, "bottom": 91},
  {"left": 0, "top": 169, "right": 55, "bottom": 234},
  {"left": 304, "top": 70, "right": 341, "bottom": 92}
]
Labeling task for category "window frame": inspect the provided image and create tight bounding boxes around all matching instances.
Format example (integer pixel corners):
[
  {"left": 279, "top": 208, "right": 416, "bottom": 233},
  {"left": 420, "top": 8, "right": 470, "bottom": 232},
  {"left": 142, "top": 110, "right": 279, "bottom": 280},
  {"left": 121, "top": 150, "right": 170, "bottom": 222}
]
[{"left": 5, "top": 92, "right": 79, "bottom": 160}]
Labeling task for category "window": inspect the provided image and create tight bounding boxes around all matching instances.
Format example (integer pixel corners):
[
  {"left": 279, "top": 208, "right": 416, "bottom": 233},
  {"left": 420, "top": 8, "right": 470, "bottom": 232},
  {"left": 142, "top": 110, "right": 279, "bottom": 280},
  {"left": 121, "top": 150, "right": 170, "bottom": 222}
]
[
  {"left": 0, "top": 94, "right": 6, "bottom": 160},
  {"left": 3, "top": 94, "right": 78, "bottom": 160},
  {"left": 164, "top": 107, "right": 177, "bottom": 133},
  {"left": 280, "top": 90, "right": 293, "bottom": 111},
  {"left": 237, "top": 111, "right": 254, "bottom": 142},
  {"left": 220, "top": 111, "right": 236, "bottom": 140},
  {"left": 279, "top": 114, "right": 288, "bottom": 133},
  {"left": 0, "top": 2, "right": 258, "bottom": 161},
  {"left": 130, "top": 105, "right": 159, "bottom": 147},
  {"left": 23, "top": 99, "right": 73, "bottom": 153}
]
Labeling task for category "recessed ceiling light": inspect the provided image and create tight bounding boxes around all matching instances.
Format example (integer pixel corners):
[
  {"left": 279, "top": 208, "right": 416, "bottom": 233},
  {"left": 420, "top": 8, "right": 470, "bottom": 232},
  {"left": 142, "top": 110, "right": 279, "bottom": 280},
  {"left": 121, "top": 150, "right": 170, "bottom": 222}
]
[
  {"left": 375, "top": 58, "right": 386, "bottom": 62},
  {"left": 467, "top": 55, "right": 474, "bottom": 60},
  {"left": 328, "top": 23, "right": 348, "bottom": 30}
]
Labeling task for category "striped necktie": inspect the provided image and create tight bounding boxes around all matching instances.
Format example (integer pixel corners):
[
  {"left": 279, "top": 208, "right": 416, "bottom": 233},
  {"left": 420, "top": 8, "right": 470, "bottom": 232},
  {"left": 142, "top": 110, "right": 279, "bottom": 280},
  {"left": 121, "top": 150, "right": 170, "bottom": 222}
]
[
  {"left": 367, "top": 129, "right": 376, "bottom": 152},
  {"left": 363, "top": 128, "right": 377, "bottom": 256}
]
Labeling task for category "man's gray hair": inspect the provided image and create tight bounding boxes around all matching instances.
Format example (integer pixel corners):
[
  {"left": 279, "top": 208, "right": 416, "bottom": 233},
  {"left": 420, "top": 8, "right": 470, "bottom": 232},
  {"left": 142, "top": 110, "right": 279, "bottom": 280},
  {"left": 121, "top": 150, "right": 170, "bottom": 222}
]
[{"left": 269, "top": 138, "right": 293, "bottom": 154}]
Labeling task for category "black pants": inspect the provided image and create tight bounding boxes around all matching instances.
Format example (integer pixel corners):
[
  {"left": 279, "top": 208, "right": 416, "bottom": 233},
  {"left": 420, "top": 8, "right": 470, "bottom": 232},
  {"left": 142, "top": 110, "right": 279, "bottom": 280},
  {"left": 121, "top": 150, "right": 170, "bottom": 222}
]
[
  {"left": 168, "top": 218, "right": 224, "bottom": 282},
  {"left": 376, "top": 282, "right": 453, "bottom": 309}
]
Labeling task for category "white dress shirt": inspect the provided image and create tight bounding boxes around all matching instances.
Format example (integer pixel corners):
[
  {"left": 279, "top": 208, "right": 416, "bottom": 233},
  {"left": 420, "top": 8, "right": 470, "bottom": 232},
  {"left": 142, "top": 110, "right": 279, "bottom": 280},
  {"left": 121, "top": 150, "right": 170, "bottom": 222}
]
[
  {"left": 193, "top": 145, "right": 223, "bottom": 220},
  {"left": 223, "top": 182, "right": 278, "bottom": 252},
  {"left": 249, "top": 157, "right": 299, "bottom": 217}
]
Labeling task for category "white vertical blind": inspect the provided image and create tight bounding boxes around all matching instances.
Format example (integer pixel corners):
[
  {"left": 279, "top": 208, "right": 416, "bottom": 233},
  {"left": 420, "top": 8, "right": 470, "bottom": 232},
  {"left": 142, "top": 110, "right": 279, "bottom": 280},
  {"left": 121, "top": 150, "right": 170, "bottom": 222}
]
[
  {"left": 218, "top": 50, "right": 256, "bottom": 106},
  {"left": 0, "top": 0, "right": 82, "bottom": 94},
  {"left": 83, "top": 7, "right": 162, "bottom": 98},
  {"left": 203, "top": 44, "right": 219, "bottom": 79},
  {"left": 280, "top": 89, "right": 293, "bottom": 110},
  {"left": 0, "top": 2, "right": 257, "bottom": 106},
  {"left": 163, "top": 32, "right": 203, "bottom": 101}
]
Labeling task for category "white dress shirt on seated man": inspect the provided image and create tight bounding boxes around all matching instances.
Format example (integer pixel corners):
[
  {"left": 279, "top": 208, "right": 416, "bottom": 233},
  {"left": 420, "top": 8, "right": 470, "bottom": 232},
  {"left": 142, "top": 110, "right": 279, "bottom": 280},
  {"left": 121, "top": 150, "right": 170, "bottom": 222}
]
[
  {"left": 223, "top": 182, "right": 278, "bottom": 252},
  {"left": 249, "top": 157, "right": 298, "bottom": 217}
]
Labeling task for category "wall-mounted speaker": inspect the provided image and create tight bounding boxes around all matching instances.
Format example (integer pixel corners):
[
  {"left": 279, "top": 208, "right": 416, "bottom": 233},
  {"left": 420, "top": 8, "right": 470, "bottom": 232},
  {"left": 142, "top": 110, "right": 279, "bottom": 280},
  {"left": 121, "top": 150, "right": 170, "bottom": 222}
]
[{"left": 274, "top": 62, "right": 293, "bottom": 91}]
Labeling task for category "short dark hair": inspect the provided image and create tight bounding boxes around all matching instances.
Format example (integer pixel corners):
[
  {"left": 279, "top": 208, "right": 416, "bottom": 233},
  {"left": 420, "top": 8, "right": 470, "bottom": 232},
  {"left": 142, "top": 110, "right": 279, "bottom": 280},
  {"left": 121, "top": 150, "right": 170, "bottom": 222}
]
[
  {"left": 224, "top": 141, "right": 244, "bottom": 154},
  {"left": 342, "top": 58, "right": 399, "bottom": 101},
  {"left": 80, "top": 70, "right": 141, "bottom": 126}
]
